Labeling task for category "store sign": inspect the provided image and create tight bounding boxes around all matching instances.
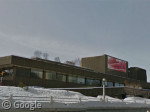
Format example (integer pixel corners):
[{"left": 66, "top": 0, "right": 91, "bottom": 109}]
[{"left": 107, "top": 56, "right": 126, "bottom": 72}]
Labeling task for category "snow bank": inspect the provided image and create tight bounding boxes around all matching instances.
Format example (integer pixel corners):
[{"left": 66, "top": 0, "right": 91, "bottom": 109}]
[
  {"left": 124, "top": 97, "right": 150, "bottom": 104},
  {"left": 0, "top": 86, "right": 150, "bottom": 110},
  {"left": 97, "top": 95, "right": 122, "bottom": 102},
  {"left": 28, "top": 87, "right": 87, "bottom": 98}
]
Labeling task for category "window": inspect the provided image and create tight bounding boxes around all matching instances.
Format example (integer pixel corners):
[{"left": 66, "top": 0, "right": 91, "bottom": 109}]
[
  {"left": 45, "top": 71, "right": 56, "bottom": 80},
  {"left": 77, "top": 77, "right": 85, "bottom": 84},
  {"left": 102, "top": 81, "right": 107, "bottom": 86},
  {"left": 67, "top": 75, "right": 85, "bottom": 84},
  {"left": 119, "top": 83, "right": 125, "bottom": 87},
  {"left": 86, "top": 79, "right": 93, "bottom": 85},
  {"left": 57, "top": 73, "right": 66, "bottom": 82},
  {"left": 107, "top": 82, "right": 113, "bottom": 87},
  {"left": 31, "top": 69, "right": 43, "bottom": 79},
  {"left": 86, "top": 78, "right": 100, "bottom": 86},
  {"left": 115, "top": 82, "right": 120, "bottom": 87},
  {"left": 4, "top": 69, "right": 13, "bottom": 75},
  {"left": 1, "top": 68, "right": 13, "bottom": 80},
  {"left": 68, "top": 75, "right": 77, "bottom": 83},
  {"left": 16, "top": 67, "right": 30, "bottom": 78}
]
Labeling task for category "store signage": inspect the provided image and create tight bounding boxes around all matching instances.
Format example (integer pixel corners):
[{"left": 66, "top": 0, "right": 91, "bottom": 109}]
[{"left": 107, "top": 56, "right": 126, "bottom": 72}]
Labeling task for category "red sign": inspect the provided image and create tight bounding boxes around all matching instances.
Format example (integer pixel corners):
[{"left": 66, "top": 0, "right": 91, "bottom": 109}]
[{"left": 107, "top": 56, "right": 126, "bottom": 72}]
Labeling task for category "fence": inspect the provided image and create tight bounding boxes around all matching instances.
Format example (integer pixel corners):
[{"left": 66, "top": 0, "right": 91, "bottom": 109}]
[{"left": 0, "top": 94, "right": 149, "bottom": 105}]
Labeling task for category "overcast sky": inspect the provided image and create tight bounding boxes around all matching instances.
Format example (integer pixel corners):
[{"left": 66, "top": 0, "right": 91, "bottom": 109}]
[{"left": 0, "top": 0, "right": 150, "bottom": 81}]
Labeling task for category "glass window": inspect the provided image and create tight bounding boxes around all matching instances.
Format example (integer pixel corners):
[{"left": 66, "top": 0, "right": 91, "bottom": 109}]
[
  {"left": 4, "top": 69, "right": 13, "bottom": 75},
  {"left": 86, "top": 79, "right": 93, "bottom": 85},
  {"left": 45, "top": 71, "right": 56, "bottom": 80},
  {"left": 115, "top": 82, "right": 120, "bottom": 87},
  {"left": 57, "top": 73, "right": 66, "bottom": 82},
  {"left": 93, "top": 79, "right": 100, "bottom": 86},
  {"left": 119, "top": 83, "right": 125, "bottom": 87},
  {"left": 16, "top": 67, "right": 30, "bottom": 78},
  {"left": 77, "top": 77, "right": 85, "bottom": 84},
  {"left": 86, "top": 78, "right": 100, "bottom": 86},
  {"left": 102, "top": 81, "right": 107, "bottom": 86},
  {"left": 31, "top": 69, "right": 43, "bottom": 79},
  {"left": 107, "top": 82, "right": 113, "bottom": 87},
  {"left": 68, "top": 75, "right": 77, "bottom": 83}
]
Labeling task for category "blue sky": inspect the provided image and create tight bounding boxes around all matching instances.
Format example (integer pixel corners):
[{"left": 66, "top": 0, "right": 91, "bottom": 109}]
[{"left": 0, "top": 0, "right": 150, "bottom": 81}]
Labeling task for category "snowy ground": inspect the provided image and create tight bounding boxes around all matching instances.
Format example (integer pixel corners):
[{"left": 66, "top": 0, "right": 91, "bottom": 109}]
[{"left": 0, "top": 86, "right": 150, "bottom": 111}]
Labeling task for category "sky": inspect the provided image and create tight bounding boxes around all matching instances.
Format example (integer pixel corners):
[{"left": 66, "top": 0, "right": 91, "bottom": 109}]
[{"left": 0, "top": 0, "right": 150, "bottom": 81}]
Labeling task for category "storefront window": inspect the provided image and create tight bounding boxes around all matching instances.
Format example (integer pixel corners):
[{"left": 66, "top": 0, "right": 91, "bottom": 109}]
[
  {"left": 119, "top": 83, "right": 125, "bottom": 87},
  {"left": 115, "top": 82, "right": 120, "bottom": 87},
  {"left": 102, "top": 81, "right": 107, "bottom": 86},
  {"left": 107, "top": 82, "right": 113, "bottom": 87},
  {"left": 4, "top": 69, "right": 13, "bottom": 75},
  {"left": 31, "top": 69, "right": 43, "bottom": 79},
  {"left": 68, "top": 75, "right": 77, "bottom": 83},
  {"left": 86, "top": 79, "right": 93, "bottom": 85},
  {"left": 77, "top": 77, "right": 85, "bottom": 84},
  {"left": 86, "top": 78, "right": 100, "bottom": 86},
  {"left": 45, "top": 71, "right": 56, "bottom": 80},
  {"left": 57, "top": 73, "right": 66, "bottom": 82},
  {"left": 16, "top": 67, "right": 30, "bottom": 78}
]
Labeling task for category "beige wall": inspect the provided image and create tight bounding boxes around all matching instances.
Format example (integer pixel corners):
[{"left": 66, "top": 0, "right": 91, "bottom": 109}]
[{"left": 81, "top": 55, "right": 106, "bottom": 73}]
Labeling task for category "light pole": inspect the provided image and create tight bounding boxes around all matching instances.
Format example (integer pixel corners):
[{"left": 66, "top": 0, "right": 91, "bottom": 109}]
[{"left": 102, "top": 78, "right": 106, "bottom": 100}]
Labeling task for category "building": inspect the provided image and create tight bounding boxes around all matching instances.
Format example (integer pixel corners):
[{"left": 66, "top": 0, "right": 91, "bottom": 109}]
[
  {"left": 128, "top": 67, "right": 147, "bottom": 82},
  {"left": 0, "top": 55, "right": 150, "bottom": 98},
  {"left": 81, "top": 54, "right": 128, "bottom": 78}
]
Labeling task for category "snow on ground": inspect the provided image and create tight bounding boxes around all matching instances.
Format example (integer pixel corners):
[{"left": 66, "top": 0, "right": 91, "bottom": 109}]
[
  {"left": 97, "top": 95, "right": 122, "bottom": 102},
  {"left": 0, "top": 86, "right": 150, "bottom": 110},
  {"left": 124, "top": 97, "right": 150, "bottom": 104},
  {"left": 28, "top": 86, "right": 88, "bottom": 98}
]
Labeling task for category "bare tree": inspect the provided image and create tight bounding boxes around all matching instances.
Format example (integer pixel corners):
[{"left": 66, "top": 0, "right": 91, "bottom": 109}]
[
  {"left": 65, "top": 61, "right": 75, "bottom": 65},
  {"left": 54, "top": 57, "right": 61, "bottom": 62},
  {"left": 43, "top": 53, "right": 49, "bottom": 60},
  {"left": 65, "top": 58, "right": 81, "bottom": 66},
  {"left": 34, "top": 50, "right": 42, "bottom": 58}
]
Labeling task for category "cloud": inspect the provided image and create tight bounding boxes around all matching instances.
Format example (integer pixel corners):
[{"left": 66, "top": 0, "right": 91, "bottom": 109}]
[
  {"left": 0, "top": 0, "right": 150, "bottom": 81},
  {"left": 0, "top": 31, "right": 103, "bottom": 61}
]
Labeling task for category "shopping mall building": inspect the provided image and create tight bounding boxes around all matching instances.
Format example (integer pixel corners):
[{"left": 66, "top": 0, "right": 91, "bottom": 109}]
[{"left": 0, "top": 55, "right": 150, "bottom": 98}]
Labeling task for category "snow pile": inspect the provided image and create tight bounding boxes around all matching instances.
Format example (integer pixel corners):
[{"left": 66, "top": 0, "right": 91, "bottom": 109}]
[
  {"left": 97, "top": 95, "right": 122, "bottom": 102},
  {"left": 28, "top": 87, "right": 87, "bottom": 98},
  {"left": 0, "top": 86, "right": 150, "bottom": 110},
  {"left": 124, "top": 97, "right": 150, "bottom": 104},
  {"left": 0, "top": 86, "right": 36, "bottom": 98}
]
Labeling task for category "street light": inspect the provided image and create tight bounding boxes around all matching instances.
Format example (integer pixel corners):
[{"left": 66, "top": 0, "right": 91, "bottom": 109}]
[{"left": 102, "top": 78, "right": 106, "bottom": 100}]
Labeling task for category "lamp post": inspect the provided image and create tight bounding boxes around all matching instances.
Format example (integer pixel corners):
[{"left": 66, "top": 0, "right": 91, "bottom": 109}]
[{"left": 102, "top": 78, "right": 106, "bottom": 100}]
